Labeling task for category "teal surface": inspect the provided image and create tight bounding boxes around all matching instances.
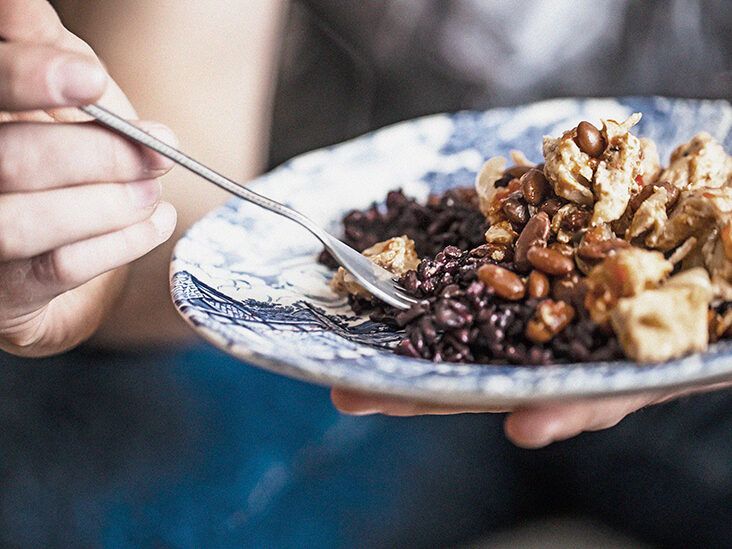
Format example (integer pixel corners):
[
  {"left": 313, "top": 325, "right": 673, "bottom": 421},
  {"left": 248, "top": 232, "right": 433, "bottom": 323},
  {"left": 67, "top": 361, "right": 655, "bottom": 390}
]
[{"left": 1, "top": 345, "right": 731, "bottom": 547}]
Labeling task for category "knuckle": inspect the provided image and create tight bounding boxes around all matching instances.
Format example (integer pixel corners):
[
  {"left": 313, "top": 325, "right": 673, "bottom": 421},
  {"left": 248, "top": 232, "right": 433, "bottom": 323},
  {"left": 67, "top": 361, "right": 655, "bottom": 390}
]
[
  {"left": 29, "top": 24, "right": 63, "bottom": 46},
  {"left": 96, "top": 130, "right": 127, "bottom": 179},
  {"left": 60, "top": 32, "right": 96, "bottom": 57},
  {"left": 0, "top": 232, "right": 20, "bottom": 261},
  {"left": 0, "top": 151, "right": 23, "bottom": 187},
  {"left": 5, "top": 47, "right": 64, "bottom": 106},
  {"left": 120, "top": 217, "right": 159, "bottom": 256},
  {"left": 0, "top": 143, "right": 23, "bottom": 187},
  {"left": 31, "top": 249, "right": 74, "bottom": 288},
  {"left": 30, "top": 252, "right": 56, "bottom": 286},
  {"left": 120, "top": 222, "right": 148, "bottom": 254},
  {"left": 16, "top": 9, "right": 65, "bottom": 44},
  {"left": 101, "top": 187, "right": 141, "bottom": 228},
  {"left": 0, "top": 210, "right": 23, "bottom": 261},
  {"left": 6, "top": 59, "right": 26, "bottom": 102}
]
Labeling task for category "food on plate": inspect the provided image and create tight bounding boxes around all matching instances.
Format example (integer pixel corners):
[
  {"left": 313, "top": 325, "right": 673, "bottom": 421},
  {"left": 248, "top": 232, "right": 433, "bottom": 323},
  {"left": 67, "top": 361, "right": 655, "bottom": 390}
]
[
  {"left": 321, "top": 114, "right": 732, "bottom": 365},
  {"left": 330, "top": 235, "right": 419, "bottom": 298}
]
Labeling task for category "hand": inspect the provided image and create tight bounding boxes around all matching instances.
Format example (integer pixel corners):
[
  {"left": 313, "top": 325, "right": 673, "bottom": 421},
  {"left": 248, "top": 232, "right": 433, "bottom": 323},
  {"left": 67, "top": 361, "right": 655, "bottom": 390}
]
[
  {"left": 331, "top": 380, "right": 732, "bottom": 448},
  {"left": 0, "top": 0, "right": 177, "bottom": 357}
]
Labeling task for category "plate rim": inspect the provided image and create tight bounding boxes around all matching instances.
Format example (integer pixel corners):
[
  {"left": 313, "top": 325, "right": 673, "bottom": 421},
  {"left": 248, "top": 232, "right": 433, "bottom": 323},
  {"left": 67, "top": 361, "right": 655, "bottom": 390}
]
[
  {"left": 170, "top": 289, "right": 732, "bottom": 406},
  {"left": 170, "top": 95, "right": 732, "bottom": 405}
]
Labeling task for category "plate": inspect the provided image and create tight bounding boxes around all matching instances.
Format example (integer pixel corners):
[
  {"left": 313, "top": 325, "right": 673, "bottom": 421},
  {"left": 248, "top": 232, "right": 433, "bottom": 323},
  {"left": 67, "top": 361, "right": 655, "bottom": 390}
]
[{"left": 170, "top": 97, "right": 732, "bottom": 406}]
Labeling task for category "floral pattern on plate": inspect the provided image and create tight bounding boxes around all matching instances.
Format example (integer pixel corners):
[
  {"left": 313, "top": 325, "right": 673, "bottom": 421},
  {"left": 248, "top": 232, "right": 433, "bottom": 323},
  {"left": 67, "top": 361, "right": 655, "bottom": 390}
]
[{"left": 171, "top": 97, "right": 732, "bottom": 406}]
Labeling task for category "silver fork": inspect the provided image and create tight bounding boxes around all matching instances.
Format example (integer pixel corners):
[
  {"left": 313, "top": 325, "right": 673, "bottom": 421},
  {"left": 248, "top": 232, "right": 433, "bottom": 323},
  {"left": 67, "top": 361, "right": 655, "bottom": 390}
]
[{"left": 80, "top": 104, "right": 418, "bottom": 310}]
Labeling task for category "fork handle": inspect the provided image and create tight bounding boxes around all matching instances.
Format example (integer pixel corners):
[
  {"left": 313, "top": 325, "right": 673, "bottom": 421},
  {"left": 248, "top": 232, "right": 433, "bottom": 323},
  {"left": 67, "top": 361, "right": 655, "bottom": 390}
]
[{"left": 80, "top": 104, "right": 325, "bottom": 239}]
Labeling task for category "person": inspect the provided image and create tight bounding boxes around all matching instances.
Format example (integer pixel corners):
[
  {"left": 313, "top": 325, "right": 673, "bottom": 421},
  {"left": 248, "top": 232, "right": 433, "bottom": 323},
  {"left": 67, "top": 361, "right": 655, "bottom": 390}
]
[{"left": 0, "top": 1, "right": 729, "bottom": 546}]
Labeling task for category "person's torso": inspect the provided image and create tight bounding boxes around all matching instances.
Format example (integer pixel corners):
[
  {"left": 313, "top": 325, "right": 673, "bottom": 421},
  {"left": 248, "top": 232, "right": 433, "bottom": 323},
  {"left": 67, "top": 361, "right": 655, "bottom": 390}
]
[{"left": 269, "top": 0, "right": 731, "bottom": 166}]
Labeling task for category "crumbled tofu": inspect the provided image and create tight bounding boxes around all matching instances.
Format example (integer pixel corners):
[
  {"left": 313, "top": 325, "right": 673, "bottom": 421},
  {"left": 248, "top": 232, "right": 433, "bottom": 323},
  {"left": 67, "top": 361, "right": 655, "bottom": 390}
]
[
  {"left": 509, "top": 149, "right": 534, "bottom": 167},
  {"left": 542, "top": 114, "right": 643, "bottom": 226},
  {"left": 627, "top": 186, "right": 670, "bottom": 243},
  {"left": 484, "top": 221, "right": 517, "bottom": 245},
  {"left": 585, "top": 248, "right": 672, "bottom": 325},
  {"left": 667, "top": 236, "right": 698, "bottom": 265},
  {"left": 638, "top": 137, "right": 661, "bottom": 184},
  {"left": 650, "top": 186, "right": 732, "bottom": 251},
  {"left": 668, "top": 193, "right": 732, "bottom": 300},
  {"left": 660, "top": 132, "right": 731, "bottom": 190},
  {"left": 475, "top": 156, "right": 507, "bottom": 221},
  {"left": 610, "top": 268, "right": 712, "bottom": 363},
  {"left": 542, "top": 131, "right": 595, "bottom": 206},
  {"left": 326, "top": 110, "right": 732, "bottom": 367},
  {"left": 330, "top": 235, "right": 420, "bottom": 298},
  {"left": 699, "top": 226, "right": 732, "bottom": 300},
  {"left": 591, "top": 114, "right": 643, "bottom": 225}
]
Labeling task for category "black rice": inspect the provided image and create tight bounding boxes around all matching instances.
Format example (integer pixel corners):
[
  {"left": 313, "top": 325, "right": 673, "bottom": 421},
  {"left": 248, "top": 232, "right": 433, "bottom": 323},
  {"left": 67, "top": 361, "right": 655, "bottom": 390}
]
[{"left": 324, "top": 186, "right": 623, "bottom": 365}]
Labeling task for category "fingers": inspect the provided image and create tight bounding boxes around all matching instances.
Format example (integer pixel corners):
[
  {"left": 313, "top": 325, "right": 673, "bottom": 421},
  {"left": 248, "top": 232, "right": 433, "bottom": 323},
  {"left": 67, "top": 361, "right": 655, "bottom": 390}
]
[
  {"left": 503, "top": 393, "right": 660, "bottom": 449},
  {"left": 334, "top": 382, "right": 732, "bottom": 448},
  {"left": 0, "top": 202, "right": 177, "bottom": 313},
  {"left": 0, "top": 179, "right": 165, "bottom": 261},
  {"left": 0, "top": 0, "right": 64, "bottom": 44},
  {"left": 0, "top": 121, "right": 176, "bottom": 192},
  {"left": 331, "top": 388, "right": 511, "bottom": 416},
  {"left": 0, "top": 42, "right": 106, "bottom": 110}
]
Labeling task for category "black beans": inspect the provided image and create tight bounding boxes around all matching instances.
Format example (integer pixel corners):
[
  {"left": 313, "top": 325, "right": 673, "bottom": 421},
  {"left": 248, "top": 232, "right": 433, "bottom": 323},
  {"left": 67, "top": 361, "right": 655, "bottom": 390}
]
[
  {"left": 561, "top": 209, "right": 592, "bottom": 232},
  {"left": 576, "top": 121, "right": 606, "bottom": 157},
  {"left": 327, "top": 185, "right": 624, "bottom": 365},
  {"left": 551, "top": 274, "right": 583, "bottom": 306},
  {"left": 539, "top": 198, "right": 563, "bottom": 217},
  {"left": 514, "top": 211, "right": 551, "bottom": 271},
  {"left": 477, "top": 264, "right": 526, "bottom": 300},
  {"left": 525, "top": 300, "right": 575, "bottom": 343},
  {"left": 526, "top": 246, "right": 575, "bottom": 276},
  {"left": 628, "top": 180, "right": 680, "bottom": 212},
  {"left": 576, "top": 226, "right": 630, "bottom": 260},
  {"left": 520, "top": 169, "right": 550, "bottom": 205},
  {"left": 502, "top": 197, "right": 529, "bottom": 225},
  {"left": 528, "top": 270, "right": 550, "bottom": 299}
]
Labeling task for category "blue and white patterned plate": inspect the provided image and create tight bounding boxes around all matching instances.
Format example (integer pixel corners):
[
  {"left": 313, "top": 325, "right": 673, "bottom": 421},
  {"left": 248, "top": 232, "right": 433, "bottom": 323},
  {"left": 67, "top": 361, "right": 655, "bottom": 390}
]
[{"left": 171, "top": 97, "right": 732, "bottom": 406}]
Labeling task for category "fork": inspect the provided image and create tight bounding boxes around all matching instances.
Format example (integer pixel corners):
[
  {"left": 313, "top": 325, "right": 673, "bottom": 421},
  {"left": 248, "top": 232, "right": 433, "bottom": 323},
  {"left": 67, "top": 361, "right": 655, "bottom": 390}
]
[{"left": 80, "top": 104, "right": 418, "bottom": 310}]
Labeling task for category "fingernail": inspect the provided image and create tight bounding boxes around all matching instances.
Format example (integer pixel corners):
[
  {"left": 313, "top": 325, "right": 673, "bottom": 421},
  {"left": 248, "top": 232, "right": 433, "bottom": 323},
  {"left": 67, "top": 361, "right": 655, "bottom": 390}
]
[
  {"left": 150, "top": 202, "right": 177, "bottom": 239},
  {"left": 128, "top": 179, "right": 162, "bottom": 209},
  {"left": 55, "top": 56, "right": 107, "bottom": 102}
]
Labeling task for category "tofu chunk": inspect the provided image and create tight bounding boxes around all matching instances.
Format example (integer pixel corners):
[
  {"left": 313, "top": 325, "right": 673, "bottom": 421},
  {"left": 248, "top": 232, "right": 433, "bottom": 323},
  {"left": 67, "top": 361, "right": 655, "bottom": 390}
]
[
  {"left": 475, "top": 156, "right": 508, "bottom": 222},
  {"left": 542, "top": 114, "right": 643, "bottom": 226},
  {"left": 585, "top": 248, "right": 672, "bottom": 325},
  {"left": 660, "top": 132, "right": 731, "bottom": 190},
  {"left": 591, "top": 114, "right": 643, "bottom": 225},
  {"left": 627, "top": 186, "right": 671, "bottom": 243},
  {"left": 638, "top": 137, "right": 661, "bottom": 184},
  {"left": 610, "top": 268, "right": 712, "bottom": 363},
  {"left": 542, "top": 131, "right": 595, "bottom": 206},
  {"left": 330, "top": 235, "right": 420, "bottom": 298}
]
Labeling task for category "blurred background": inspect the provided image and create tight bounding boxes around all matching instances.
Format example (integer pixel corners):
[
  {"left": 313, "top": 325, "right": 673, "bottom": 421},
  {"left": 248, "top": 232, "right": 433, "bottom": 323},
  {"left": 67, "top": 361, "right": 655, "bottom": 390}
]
[
  {"left": 269, "top": 0, "right": 730, "bottom": 166},
  {"left": 1, "top": 1, "right": 730, "bottom": 547}
]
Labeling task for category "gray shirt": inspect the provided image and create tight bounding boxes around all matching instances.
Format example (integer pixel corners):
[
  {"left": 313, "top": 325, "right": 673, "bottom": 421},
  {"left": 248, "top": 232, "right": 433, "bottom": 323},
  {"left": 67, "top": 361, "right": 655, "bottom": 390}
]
[{"left": 269, "top": 0, "right": 731, "bottom": 166}]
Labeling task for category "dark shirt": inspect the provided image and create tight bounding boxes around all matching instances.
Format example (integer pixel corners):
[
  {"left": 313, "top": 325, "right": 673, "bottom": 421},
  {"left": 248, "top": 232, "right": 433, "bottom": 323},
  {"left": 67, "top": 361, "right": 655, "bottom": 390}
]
[{"left": 269, "top": 0, "right": 732, "bottom": 167}]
